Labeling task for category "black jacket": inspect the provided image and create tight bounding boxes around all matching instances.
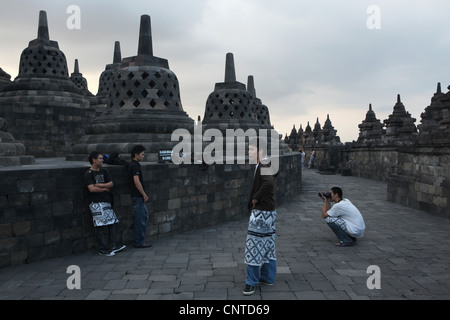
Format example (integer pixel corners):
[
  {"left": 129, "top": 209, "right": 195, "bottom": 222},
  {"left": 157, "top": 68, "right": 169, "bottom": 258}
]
[{"left": 248, "top": 163, "right": 276, "bottom": 211}]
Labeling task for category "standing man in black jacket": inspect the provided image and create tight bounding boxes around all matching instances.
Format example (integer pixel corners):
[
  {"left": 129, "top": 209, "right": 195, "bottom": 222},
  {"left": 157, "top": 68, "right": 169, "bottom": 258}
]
[
  {"left": 128, "top": 145, "right": 152, "bottom": 248},
  {"left": 243, "top": 138, "right": 277, "bottom": 296}
]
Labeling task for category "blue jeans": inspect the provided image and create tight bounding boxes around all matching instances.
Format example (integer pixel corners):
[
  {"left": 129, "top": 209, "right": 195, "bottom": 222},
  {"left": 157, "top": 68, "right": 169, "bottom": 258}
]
[
  {"left": 326, "top": 217, "right": 356, "bottom": 244},
  {"left": 246, "top": 260, "right": 277, "bottom": 287},
  {"left": 133, "top": 197, "right": 149, "bottom": 247}
]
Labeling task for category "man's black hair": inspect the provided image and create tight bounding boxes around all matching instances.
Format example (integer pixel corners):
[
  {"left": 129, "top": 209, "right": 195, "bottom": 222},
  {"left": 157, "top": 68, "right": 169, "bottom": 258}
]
[
  {"left": 88, "top": 151, "right": 101, "bottom": 165},
  {"left": 130, "top": 145, "right": 146, "bottom": 159},
  {"left": 331, "top": 186, "right": 343, "bottom": 199}
]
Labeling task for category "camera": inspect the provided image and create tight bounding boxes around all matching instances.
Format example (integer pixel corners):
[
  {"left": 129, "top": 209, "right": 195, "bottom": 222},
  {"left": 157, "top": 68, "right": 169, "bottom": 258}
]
[{"left": 318, "top": 192, "right": 331, "bottom": 199}]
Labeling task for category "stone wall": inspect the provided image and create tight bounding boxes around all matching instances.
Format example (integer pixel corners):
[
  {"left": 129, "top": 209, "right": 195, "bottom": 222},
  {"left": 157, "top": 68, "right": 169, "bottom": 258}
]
[
  {"left": 342, "top": 144, "right": 399, "bottom": 182},
  {"left": 0, "top": 102, "right": 96, "bottom": 158},
  {"left": 388, "top": 145, "right": 450, "bottom": 218},
  {"left": 0, "top": 153, "right": 301, "bottom": 267}
]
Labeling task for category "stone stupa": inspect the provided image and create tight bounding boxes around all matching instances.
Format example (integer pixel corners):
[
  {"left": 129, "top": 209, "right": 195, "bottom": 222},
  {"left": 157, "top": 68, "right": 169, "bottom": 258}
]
[
  {"left": 68, "top": 15, "right": 194, "bottom": 162},
  {"left": 202, "top": 53, "right": 263, "bottom": 132},
  {"left": 383, "top": 94, "right": 417, "bottom": 144},
  {"left": 0, "top": 10, "right": 92, "bottom": 157},
  {"left": 93, "top": 41, "right": 123, "bottom": 105},
  {"left": 357, "top": 104, "right": 385, "bottom": 143}
]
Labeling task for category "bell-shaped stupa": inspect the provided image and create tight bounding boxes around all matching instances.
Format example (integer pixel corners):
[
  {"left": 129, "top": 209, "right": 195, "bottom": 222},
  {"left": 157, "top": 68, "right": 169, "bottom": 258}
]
[
  {"left": 69, "top": 15, "right": 194, "bottom": 162},
  {"left": 94, "top": 41, "right": 123, "bottom": 105},
  {"left": 247, "top": 75, "right": 271, "bottom": 129},
  {"left": 0, "top": 10, "right": 92, "bottom": 157},
  {"left": 202, "top": 53, "right": 263, "bottom": 131},
  {"left": 70, "top": 59, "right": 93, "bottom": 97}
]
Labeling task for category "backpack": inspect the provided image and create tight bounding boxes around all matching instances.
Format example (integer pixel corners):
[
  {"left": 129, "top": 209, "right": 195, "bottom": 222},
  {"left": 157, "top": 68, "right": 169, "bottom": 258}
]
[{"left": 103, "top": 152, "right": 130, "bottom": 167}]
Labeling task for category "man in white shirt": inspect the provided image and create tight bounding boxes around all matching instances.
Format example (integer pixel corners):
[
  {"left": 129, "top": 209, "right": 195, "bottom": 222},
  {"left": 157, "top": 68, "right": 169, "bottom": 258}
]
[{"left": 320, "top": 186, "right": 365, "bottom": 247}]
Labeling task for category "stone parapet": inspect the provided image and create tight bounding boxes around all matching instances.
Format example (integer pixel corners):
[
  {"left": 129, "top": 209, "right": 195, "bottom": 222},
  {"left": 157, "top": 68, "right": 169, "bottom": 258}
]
[
  {"left": 0, "top": 153, "right": 301, "bottom": 267},
  {"left": 387, "top": 145, "right": 450, "bottom": 218}
]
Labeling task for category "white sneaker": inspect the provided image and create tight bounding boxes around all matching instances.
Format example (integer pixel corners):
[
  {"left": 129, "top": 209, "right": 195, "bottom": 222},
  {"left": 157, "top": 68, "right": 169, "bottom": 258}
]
[{"left": 112, "top": 245, "right": 126, "bottom": 253}]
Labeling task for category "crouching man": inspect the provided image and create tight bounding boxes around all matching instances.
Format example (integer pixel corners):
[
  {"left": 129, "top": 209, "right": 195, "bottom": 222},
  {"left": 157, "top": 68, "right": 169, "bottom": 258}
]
[{"left": 320, "top": 187, "right": 365, "bottom": 247}]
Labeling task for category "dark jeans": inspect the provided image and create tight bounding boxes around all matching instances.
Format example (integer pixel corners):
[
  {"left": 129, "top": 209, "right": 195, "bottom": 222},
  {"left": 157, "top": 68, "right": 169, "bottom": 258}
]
[
  {"left": 326, "top": 217, "right": 356, "bottom": 244},
  {"left": 94, "top": 223, "right": 118, "bottom": 251},
  {"left": 133, "top": 197, "right": 149, "bottom": 247}
]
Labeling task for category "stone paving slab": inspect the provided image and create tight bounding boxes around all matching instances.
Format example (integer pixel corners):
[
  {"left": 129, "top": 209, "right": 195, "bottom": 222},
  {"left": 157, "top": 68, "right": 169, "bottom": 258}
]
[{"left": 0, "top": 169, "right": 449, "bottom": 301}]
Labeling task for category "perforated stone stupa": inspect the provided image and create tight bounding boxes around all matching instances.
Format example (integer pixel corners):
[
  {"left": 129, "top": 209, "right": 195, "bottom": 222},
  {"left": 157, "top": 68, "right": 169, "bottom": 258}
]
[
  {"left": 69, "top": 15, "right": 194, "bottom": 162},
  {"left": 0, "top": 10, "right": 92, "bottom": 157},
  {"left": 203, "top": 53, "right": 263, "bottom": 131},
  {"left": 70, "top": 59, "right": 93, "bottom": 97},
  {"left": 94, "top": 41, "right": 122, "bottom": 105},
  {"left": 2, "top": 11, "right": 87, "bottom": 97},
  {"left": 247, "top": 75, "right": 271, "bottom": 128}
]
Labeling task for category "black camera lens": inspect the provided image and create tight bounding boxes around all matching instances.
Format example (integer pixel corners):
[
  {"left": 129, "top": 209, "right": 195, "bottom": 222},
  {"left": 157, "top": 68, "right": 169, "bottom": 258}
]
[{"left": 318, "top": 192, "right": 331, "bottom": 198}]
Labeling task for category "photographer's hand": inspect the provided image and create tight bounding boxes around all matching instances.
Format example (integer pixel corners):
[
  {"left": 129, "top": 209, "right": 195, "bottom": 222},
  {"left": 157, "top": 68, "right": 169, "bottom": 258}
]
[{"left": 322, "top": 198, "right": 331, "bottom": 219}]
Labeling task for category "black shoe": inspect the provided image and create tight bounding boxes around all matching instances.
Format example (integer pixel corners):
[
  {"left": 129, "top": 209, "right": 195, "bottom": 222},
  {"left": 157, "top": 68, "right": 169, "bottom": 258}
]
[
  {"left": 335, "top": 241, "right": 355, "bottom": 247},
  {"left": 98, "top": 249, "right": 115, "bottom": 256},
  {"left": 111, "top": 245, "right": 126, "bottom": 253},
  {"left": 243, "top": 285, "right": 256, "bottom": 296},
  {"left": 134, "top": 244, "right": 152, "bottom": 248}
]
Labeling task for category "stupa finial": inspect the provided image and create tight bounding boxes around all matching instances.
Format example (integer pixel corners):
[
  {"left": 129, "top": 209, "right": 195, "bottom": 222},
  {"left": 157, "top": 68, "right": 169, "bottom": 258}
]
[
  {"left": 74, "top": 59, "right": 79, "bottom": 74},
  {"left": 113, "top": 41, "right": 122, "bottom": 64},
  {"left": 138, "top": 15, "right": 153, "bottom": 56},
  {"left": 247, "top": 75, "right": 256, "bottom": 96},
  {"left": 224, "top": 53, "right": 236, "bottom": 83},
  {"left": 37, "top": 10, "right": 50, "bottom": 41}
]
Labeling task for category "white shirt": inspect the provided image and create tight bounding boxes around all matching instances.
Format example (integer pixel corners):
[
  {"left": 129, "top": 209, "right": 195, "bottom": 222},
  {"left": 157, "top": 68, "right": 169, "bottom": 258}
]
[{"left": 327, "top": 198, "right": 365, "bottom": 237}]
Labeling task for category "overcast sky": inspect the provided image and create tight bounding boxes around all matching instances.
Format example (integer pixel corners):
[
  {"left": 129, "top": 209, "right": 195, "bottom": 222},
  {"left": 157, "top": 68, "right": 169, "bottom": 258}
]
[{"left": 1, "top": 0, "right": 450, "bottom": 142}]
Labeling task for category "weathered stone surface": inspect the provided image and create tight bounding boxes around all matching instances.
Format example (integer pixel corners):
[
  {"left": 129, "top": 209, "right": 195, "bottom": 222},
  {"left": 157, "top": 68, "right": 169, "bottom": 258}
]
[
  {"left": 358, "top": 104, "right": 385, "bottom": 143},
  {"left": 68, "top": 15, "right": 194, "bottom": 162},
  {"left": 0, "top": 153, "right": 301, "bottom": 267},
  {"left": 0, "top": 117, "right": 35, "bottom": 166},
  {"left": 70, "top": 59, "right": 93, "bottom": 97},
  {"left": 383, "top": 94, "right": 417, "bottom": 143},
  {"left": 203, "top": 53, "right": 263, "bottom": 132},
  {"left": 0, "top": 11, "right": 92, "bottom": 157}
]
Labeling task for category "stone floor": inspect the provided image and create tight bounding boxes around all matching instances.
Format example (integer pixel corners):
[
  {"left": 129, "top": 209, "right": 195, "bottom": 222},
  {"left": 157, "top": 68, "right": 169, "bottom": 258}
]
[{"left": 1, "top": 168, "right": 449, "bottom": 300}]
